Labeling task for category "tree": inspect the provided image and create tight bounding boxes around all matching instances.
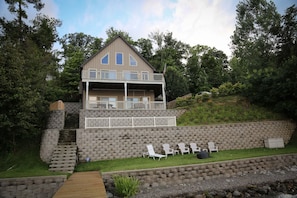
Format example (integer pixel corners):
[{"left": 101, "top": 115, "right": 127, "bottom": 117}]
[
  {"left": 58, "top": 33, "right": 103, "bottom": 102},
  {"left": 0, "top": 0, "right": 60, "bottom": 152},
  {"left": 105, "top": 27, "right": 135, "bottom": 45},
  {"left": 231, "top": 0, "right": 297, "bottom": 119},
  {"left": 165, "top": 66, "right": 189, "bottom": 101},
  {"left": 231, "top": 0, "right": 281, "bottom": 72}
]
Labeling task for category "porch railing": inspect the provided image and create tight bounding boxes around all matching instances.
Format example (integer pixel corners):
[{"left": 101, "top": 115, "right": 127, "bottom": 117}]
[
  {"left": 81, "top": 70, "right": 164, "bottom": 82},
  {"left": 88, "top": 101, "right": 165, "bottom": 110},
  {"left": 85, "top": 116, "right": 176, "bottom": 129}
]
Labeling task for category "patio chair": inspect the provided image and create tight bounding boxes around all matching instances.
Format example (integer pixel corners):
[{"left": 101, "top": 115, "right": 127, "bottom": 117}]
[
  {"left": 177, "top": 143, "right": 190, "bottom": 155},
  {"left": 208, "top": 141, "right": 219, "bottom": 153},
  {"left": 146, "top": 144, "right": 167, "bottom": 160},
  {"left": 189, "top": 143, "right": 201, "bottom": 154},
  {"left": 162, "top": 143, "right": 179, "bottom": 156}
]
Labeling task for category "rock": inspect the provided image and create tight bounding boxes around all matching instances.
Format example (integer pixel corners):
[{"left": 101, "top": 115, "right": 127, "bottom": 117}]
[
  {"left": 106, "top": 191, "right": 113, "bottom": 198},
  {"left": 233, "top": 190, "right": 241, "bottom": 197}
]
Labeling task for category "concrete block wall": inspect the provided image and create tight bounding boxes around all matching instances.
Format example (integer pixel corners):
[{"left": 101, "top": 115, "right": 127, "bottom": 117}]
[
  {"left": 76, "top": 120, "right": 295, "bottom": 161},
  {"left": 0, "top": 175, "right": 66, "bottom": 198},
  {"left": 79, "top": 109, "right": 186, "bottom": 128},
  {"left": 47, "top": 110, "right": 65, "bottom": 130},
  {"left": 40, "top": 129, "right": 60, "bottom": 163},
  {"left": 64, "top": 102, "right": 81, "bottom": 114},
  {"left": 103, "top": 154, "right": 297, "bottom": 191}
]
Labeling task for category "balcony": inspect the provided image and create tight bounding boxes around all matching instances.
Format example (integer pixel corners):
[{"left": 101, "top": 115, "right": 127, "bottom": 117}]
[
  {"left": 81, "top": 70, "right": 164, "bottom": 83},
  {"left": 87, "top": 101, "right": 165, "bottom": 110}
]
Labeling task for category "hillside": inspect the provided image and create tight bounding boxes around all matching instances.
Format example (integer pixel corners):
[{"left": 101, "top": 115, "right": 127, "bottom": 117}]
[{"left": 177, "top": 95, "right": 286, "bottom": 126}]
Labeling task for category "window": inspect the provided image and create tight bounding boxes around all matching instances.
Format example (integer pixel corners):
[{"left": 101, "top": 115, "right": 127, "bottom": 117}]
[
  {"left": 142, "top": 71, "right": 149, "bottom": 80},
  {"left": 101, "top": 53, "right": 109, "bottom": 64},
  {"left": 124, "top": 71, "right": 138, "bottom": 80},
  {"left": 127, "top": 97, "right": 139, "bottom": 109},
  {"left": 101, "top": 70, "right": 116, "bottom": 80},
  {"left": 116, "top": 52, "right": 123, "bottom": 65},
  {"left": 89, "top": 69, "right": 97, "bottom": 79},
  {"left": 129, "top": 55, "right": 137, "bottom": 66},
  {"left": 100, "top": 97, "right": 117, "bottom": 108}
]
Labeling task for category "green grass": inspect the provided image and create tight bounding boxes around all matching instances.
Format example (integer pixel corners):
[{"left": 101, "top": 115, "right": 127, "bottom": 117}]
[
  {"left": 177, "top": 96, "right": 286, "bottom": 126},
  {"left": 75, "top": 144, "right": 297, "bottom": 173},
  {"left": 0, "top": 143, "right": 66, "bottom": 178}
]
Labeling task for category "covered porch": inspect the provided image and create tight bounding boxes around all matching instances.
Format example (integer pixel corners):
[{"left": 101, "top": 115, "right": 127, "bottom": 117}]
[{"left": 82, "top": 81, "right": 166, "bottom": 110}]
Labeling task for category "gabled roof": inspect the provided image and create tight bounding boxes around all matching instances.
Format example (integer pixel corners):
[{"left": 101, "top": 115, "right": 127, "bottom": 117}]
[{"left": 80, "top": 35, "right": 156, "bottom": 72}]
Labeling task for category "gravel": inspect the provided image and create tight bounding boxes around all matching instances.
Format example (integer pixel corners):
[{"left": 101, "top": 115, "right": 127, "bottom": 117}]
[{"left": 133, "top": 165, "right": 297, "bottom": 198}]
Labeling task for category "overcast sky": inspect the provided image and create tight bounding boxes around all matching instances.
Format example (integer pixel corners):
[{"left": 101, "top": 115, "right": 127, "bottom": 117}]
[{"left": 0, "top": 0, "right": 296, "bottom": 57}]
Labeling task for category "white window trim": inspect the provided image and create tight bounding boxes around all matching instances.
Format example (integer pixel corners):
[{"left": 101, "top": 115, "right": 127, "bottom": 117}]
[
  {"left": 129, "top": 54, "right": 137, "bottom": 66},
  {"left": 123, "top": 70, "right": 139, "bottom": 80},
  {"left": 101, "top": 53, "right": 109, "bottom": 65},
  {"left": 115, "top": 52, "right": 124, "bottom": 65}
]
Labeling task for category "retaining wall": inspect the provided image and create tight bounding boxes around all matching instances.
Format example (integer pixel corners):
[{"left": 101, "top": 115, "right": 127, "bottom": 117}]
[
  {"left": 103, "top": 154, "right": 297, "bottom": 191},
  {"left": 0, "top": 175, "right": 66, "bottom": 198},
  {"left": 47, "top": 110, "right": 65, "bottom": 130},
  {"left": 76, "top": 120, "right": 295, "bottom": 161},
  {"left": 40, "top": 129, "right": 60, "bottom": 163},
  {"left": 64, "top": 102, "right": 81, "bottom": 114}
]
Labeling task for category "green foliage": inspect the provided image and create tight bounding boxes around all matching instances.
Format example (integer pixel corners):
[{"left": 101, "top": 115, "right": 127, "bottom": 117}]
[
  {"left": 175, "top": 96, "right": 193, "bottom": 107},
  {"left": 210, "top": 88, "right": 219, "bottom": 97},
  {"left": 165, "top": 66, "right": 189, "bottom": 101},
  {"left": 177, "top": 96, "right": 285, "bottom": 126},
  {"left": 113, "top": 175, "right": 140, "bottom": 198}
]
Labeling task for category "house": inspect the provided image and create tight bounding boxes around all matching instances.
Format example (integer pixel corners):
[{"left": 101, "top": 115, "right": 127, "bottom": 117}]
[{"left": 80, "top": 36, "right": 166, "bottom": 110}]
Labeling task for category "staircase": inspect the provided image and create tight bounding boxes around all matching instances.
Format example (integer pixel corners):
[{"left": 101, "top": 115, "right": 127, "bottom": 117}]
[{"left": 49, "top": 129, "right": 78, "bottom": 173}]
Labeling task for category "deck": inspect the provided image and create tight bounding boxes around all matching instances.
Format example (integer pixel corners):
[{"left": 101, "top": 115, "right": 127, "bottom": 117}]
[{"left": 53, "top": 171, "right": 107, "bottom": 198}]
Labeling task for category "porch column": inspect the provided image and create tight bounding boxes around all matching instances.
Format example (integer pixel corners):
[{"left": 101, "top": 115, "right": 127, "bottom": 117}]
[
  {"left": 124, "top": 82, "right": 127, "bottom": 109},
  {"left": 86, "top": 81, "right": 89, "bottom": 109},
  {"left": 162, "top": 83, "right": 166, "bottom": 109}
]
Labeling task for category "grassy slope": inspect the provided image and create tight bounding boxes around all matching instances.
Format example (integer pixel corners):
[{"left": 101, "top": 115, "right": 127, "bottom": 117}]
[{"left": 0, "top": 95, "right": 295, "bottom": 177}]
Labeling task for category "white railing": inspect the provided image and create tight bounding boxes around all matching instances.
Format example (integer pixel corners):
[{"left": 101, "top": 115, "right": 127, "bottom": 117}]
[
  {"left": 81, "top": 70, "right": 164, "bottom": 82},
  {"left": 88, "top": 101, "right": 165, "bottom": 110},
  {"left": 85, "top": 116, "right": 176, "bottom": 129}
]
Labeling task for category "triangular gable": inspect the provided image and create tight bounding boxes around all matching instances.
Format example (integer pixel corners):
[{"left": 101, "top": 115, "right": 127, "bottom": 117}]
[{"left": 81, "top": 35, "right": 156, "bottom": 72}]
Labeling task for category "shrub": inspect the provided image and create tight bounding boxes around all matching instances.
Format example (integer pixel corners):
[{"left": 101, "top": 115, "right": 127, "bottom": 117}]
[
  {"left": 113, "top": 175, "right": 140, "bottom": 198},
  {"left": 176, "top": 96, "right": 194, "bottom": 107},
  {"left": 218, "top": 82, "right": 234, "bottom": 96},
  {"left": 210, "top": 87, "right": 219, "bottom": 97}
]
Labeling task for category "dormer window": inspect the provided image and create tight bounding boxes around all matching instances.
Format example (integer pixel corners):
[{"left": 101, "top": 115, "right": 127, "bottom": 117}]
[
  {"left": 116, "top": 52, "right": 123, "bottom": 65},
  {"left": 129, "top": 55, "right": 137, "bottom": 66},
  {"left": 101, "top": 53, "right": 109, "bottom": 64}
]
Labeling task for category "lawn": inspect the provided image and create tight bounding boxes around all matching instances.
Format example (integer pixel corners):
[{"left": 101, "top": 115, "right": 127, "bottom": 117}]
[{"left": 75, "top": 143, "right": 297, "bottom": 173}]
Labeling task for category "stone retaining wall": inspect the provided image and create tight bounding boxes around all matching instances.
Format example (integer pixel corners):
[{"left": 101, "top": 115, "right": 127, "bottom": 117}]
[
  {"left": 79, "top": 109, "right": 186, "bottom": 128},
  {"left": 40, "top": 129, "right": 60, "bottom": 163},
  {"left": 103, "top": 154, "right": 297, "bottom": 191},
  {"left": 0, "top": 175, "right": 66, "bottom": 198},
  {"left": 47, "top": 110, "right": 65, "bottom": 130},
  {"left": 64, "top": 102, "right": 81, "bottom": 114},
  {"left": 76, "top": 120, "right": 295, "bottom": 161}
]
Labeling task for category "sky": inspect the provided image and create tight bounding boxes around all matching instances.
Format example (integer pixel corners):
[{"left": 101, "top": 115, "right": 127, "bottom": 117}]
[{"left": 0, "top": 0, "right": 296, "bottom": 57}]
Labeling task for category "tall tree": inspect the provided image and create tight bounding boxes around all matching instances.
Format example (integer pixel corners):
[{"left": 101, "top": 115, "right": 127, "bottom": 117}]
[
  {"left": 0, "top": 0, "right": 60, "bottom": 152},
  {"left": 105, "top": 27, "right": 135, "bottom": 45}
]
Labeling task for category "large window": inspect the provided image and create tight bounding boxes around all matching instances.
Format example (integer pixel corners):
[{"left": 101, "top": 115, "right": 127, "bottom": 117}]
[
  {"left": 101, "top": 70, "right": 116, "bottom": 80},
  {"left": 129, "top": 55, "right": 137, "bottom": 66},
  {"left": 124, "top": 71, "right": 138, "bottom": 80},
  {"left": 101, "top": 53, "right": 109, "bottom": 64},
  {"left": 116, "top": 52, "right": 123, "bottom": 65}
]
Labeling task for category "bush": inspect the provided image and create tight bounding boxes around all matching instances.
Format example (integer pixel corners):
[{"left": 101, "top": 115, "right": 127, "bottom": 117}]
[
  {"left": 210, "top": 87, "right": 219, "bottom": 97},
  {"left": 176, "top": 96, "right": 194, "bottom": 107},
  {"left": 218, "top": 82, "right": 234, "bottom": 96},
  {"left": 113, "top": 175, "right": 140, "bottom": 198}
]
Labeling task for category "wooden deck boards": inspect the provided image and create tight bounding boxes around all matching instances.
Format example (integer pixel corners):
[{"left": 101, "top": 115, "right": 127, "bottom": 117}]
[{"left": 53, "top": 171, "right": 107, "bottom": 198}]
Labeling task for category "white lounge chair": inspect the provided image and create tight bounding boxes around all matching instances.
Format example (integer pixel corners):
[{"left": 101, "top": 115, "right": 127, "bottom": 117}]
[
  {"left": 208, "top": 142, "right": 219, "bottom": 153},
  {"left": 189, "top": 143, "right": 201, "bottom": 154},
  {"left": 162, "top": 143, "right": 179, "bottom": 156},
  {"left": 177, "top": 143, "right": 190, "bottom": 155},
  {"left": 146, "top": 144, "right": 167, "bottom": 160}
]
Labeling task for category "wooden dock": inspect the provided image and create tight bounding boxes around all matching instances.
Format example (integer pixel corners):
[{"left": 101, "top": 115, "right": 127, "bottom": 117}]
[{"left": 53, "top": 171, "right": 107, "bottom": 198}]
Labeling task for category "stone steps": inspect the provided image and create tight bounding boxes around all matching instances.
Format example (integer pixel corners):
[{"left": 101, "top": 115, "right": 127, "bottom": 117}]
[{"left": 49, "top": 144, "right": 77, "bottom": 173}]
